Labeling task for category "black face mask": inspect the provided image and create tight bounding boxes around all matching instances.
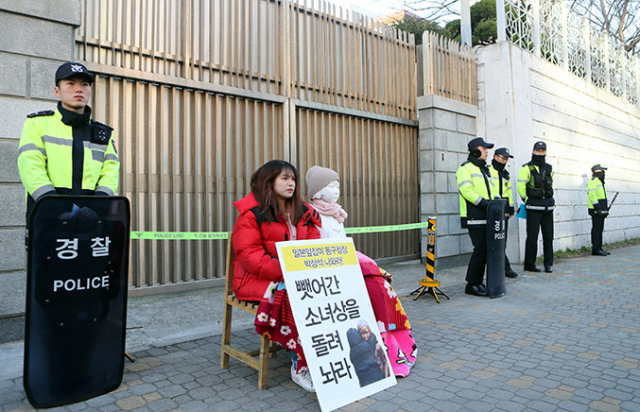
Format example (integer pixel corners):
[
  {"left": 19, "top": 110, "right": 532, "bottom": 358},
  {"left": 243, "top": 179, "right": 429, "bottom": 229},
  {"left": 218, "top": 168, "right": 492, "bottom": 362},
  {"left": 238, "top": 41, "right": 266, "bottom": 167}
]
[
  {"left": 594, "top": 171, "right": 605, "bottom": 180},
  {"left": 492, "top": 159, "right": 506, "bottom": 171},
  {"left": 531, "top": 153, "right": 546, "bottom": 166}
]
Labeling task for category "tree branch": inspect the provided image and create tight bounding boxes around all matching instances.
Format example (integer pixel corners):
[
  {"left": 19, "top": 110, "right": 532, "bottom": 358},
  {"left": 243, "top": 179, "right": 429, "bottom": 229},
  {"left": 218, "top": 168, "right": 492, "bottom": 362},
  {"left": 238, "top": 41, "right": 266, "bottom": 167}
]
[
  {"left": 599, "top": 0, "right": 610, "bottom": 32},
  {"left": 617, "top": 0, "right": 629, "bottom": 43},
  {"left": 626, "top": 36, "right": 640, "bottom": 53}
]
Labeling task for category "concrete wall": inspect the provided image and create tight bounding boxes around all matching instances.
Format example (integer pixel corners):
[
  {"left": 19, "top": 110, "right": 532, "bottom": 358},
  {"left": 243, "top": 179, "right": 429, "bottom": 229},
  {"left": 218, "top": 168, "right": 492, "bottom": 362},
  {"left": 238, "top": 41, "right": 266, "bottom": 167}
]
[
  {"left": 418, "top": 95, "right": 478, "bottom": 269},
  {"left": 0, "top": 1, "right": 81, "bottom": 321},
  {"left": 477, "top": 41, "right": 640, "bottom": 263}
]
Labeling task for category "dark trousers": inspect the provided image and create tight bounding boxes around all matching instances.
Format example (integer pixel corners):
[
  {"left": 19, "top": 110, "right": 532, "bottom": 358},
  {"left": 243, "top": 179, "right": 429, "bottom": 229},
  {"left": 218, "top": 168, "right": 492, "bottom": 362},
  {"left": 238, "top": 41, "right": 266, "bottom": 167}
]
[
  {"left": 524, "top": 210, "right": 554, "bottom": 268},
  {"left": 591, "top": 215, "right": 605, "bottom": 251},
  {"left": 466, "top": 227, "right": 487, "bottom": 285}
]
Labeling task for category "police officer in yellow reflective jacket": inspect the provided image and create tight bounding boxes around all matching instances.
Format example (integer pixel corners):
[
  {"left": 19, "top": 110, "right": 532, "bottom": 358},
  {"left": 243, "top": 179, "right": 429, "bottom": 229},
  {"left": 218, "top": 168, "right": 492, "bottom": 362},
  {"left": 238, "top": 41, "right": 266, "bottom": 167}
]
[
  {"left": 457, "top": 137, "right": 495, "bottom": 297},
  {"left": 517, "top": 141, "right": 554, "bottom": 273},
  {"left": 17, "top": 62, "right": 119, "bottom": 227},
  {"left": 488, "top": 147, "right": 518, "bottom": 278},
  {"left": 588, "top": 164, "right": 609, "bottom": 256}
]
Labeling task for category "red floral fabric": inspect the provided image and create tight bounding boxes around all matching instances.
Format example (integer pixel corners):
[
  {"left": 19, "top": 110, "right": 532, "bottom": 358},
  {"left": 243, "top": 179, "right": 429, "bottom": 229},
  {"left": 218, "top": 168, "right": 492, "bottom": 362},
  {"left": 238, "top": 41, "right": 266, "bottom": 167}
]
[
  {"left": 254, "top": 252, "right": 416, "bottom": 376},
  {"left": 254, "top": 282, "right": 308, "bottom": 372}
]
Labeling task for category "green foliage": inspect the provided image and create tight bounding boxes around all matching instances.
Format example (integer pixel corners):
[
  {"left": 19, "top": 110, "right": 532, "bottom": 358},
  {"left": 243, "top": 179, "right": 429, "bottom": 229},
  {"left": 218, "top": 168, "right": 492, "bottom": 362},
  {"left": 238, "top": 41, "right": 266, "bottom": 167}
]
[
  {"left": 442, "top": 20, "right": 461, "bottom": 41},
  {"left": 442, "top": 0, "right": 497, "bottom": 46},
  {"left": 470, "top": 0, "right": 496, "bottom": 26},
  {"left": 392, "top": 17, "right": 442, "bottom": 45},
  {"left": 474, "top": 20, "right": 497, "bottom": 44}
]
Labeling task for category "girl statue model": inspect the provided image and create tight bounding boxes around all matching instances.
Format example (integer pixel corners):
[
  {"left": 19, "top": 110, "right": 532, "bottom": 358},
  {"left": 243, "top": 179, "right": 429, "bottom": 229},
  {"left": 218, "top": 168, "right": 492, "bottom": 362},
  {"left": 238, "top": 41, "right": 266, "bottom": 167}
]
[{"left": 305, "top": 166, "right": 417, "bottom": 377}]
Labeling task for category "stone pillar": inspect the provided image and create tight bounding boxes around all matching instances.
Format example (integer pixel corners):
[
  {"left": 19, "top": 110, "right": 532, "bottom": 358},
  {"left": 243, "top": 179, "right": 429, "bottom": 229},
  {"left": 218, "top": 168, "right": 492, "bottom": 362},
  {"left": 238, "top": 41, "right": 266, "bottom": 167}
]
[
  {"left": 0, "top": 1, "right": 82, "bottom": 332},
  {"left": 418, "top": 95, "right": 477, "bottom": 269},
  {"left": 476, "top": 41, "right": 535, "bottom": 266}
]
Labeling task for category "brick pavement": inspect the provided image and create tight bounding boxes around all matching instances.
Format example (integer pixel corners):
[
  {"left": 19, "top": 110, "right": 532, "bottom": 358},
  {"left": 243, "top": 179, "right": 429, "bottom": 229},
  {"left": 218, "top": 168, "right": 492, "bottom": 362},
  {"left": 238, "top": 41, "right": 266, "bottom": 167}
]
[{"left": 1, "top": 245, "right": 639, "bottom": 412}]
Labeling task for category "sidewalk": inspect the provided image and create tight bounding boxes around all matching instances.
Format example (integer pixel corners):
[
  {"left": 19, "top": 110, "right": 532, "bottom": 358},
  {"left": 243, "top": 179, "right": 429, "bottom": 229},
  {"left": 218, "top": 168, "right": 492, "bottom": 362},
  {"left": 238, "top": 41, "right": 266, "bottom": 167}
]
[{"left": 1, "top": 246, "right": 639, "bottom": 411}]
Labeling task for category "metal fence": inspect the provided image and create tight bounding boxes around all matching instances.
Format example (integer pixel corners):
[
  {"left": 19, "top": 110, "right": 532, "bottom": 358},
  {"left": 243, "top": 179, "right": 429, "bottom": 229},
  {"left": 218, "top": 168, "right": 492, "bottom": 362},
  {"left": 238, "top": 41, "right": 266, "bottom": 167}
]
[
  {"left": 417, "top": 31, "right": 477, "bottom": 104},
  {"left": 497, "top": 0, "right": 640, "bottom": 107},
  {"left": 76, "top": 0, "right": 419, "bottom": 293}
]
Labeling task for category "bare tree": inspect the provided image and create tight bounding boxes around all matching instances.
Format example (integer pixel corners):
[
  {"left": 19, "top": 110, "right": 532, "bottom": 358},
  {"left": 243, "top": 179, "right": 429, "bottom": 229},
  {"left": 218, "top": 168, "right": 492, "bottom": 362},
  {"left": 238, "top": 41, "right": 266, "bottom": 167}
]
[
  {"left": 401, "top": 0, "right": 461, "bottom": 23},
  {"left": 402, "top": 1, "right": 639, "bottom": 54},
  {"left": 569, "top": 0, "right": 640, "bottom": 54}
]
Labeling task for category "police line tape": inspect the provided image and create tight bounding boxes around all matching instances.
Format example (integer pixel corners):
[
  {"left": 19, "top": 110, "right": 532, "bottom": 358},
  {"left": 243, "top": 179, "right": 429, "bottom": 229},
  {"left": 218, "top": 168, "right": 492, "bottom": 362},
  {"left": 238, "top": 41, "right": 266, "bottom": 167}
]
[{"left": 130, "top": 222, "right": 431, "bottom": 240}]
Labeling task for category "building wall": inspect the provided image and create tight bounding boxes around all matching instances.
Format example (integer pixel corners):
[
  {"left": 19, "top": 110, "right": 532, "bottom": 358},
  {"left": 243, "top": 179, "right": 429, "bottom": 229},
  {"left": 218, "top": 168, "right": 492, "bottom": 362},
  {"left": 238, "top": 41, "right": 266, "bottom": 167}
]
[
  {"left": 0, "top": 1, "right": 81, "bottom": 321},
  {"left": 477, "top": 41, "right": 640, "bottom": 262},
  {"left": 418, "top": 95, "right": 477, "bottom": 269}
]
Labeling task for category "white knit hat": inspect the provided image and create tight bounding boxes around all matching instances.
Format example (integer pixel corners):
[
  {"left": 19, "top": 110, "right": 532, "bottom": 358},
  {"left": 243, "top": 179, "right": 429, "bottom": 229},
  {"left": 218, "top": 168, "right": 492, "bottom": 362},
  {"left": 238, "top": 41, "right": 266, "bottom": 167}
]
[{"left": 305, "top": 166, "right": 340, "bottom": 199}]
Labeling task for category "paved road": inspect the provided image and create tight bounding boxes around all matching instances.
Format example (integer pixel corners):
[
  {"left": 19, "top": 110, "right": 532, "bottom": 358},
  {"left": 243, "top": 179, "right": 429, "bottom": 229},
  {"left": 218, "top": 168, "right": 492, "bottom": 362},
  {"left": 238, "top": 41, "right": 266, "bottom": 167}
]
[{"left": 1, "top": 246, "right": 639, "bottom": 412}]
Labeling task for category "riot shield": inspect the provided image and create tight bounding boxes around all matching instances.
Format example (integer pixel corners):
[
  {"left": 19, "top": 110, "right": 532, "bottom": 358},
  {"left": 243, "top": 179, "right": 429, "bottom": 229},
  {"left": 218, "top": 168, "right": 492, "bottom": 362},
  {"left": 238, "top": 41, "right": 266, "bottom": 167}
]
[
  {"left": 24, "top": 195, "right": 130, "bottom": 408},
  {"left": 486, "top": 199, "right": 506, "bottom": 298}
]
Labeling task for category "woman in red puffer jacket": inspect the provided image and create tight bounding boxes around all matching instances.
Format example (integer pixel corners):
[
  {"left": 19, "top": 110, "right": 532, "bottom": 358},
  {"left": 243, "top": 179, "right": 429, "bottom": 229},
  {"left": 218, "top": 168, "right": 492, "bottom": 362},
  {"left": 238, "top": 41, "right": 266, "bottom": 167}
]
[
  {"left": 232, "top": 160, "right": 321, "bottom": 392},
  {"left": 232, "top": 160, "right": 321, "bottom": 300}
]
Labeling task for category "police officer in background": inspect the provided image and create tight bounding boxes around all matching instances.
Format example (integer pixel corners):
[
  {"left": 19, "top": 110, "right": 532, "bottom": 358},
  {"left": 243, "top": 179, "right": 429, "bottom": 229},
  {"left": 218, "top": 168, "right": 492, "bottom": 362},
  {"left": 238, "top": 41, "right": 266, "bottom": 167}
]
[
  {"left": 588, "top": 164, "right": 610, "bottom": 256},
  {"left": 17, "top": 62, "right": 120, "bottom": 228},
  {"left": 518, "top": 141, "right": 555, "bottom": 273},
  {"left": 457, "top": 137, "right": 495, "bottom": 297},
  {"left": 488, "top": 147, "right": 518, "bottom": 278}
]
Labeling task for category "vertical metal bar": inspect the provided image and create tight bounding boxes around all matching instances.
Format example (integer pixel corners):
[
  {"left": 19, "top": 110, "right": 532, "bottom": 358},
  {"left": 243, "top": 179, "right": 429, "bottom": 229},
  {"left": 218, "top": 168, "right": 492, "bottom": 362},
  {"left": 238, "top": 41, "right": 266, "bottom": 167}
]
[
  {"left": 196, "top": 90, "right": 204, "bottom": 278},
  {"left": 149, "top": 0, "right": 156, "bottom": 74},
  {"left": 220, "top": 0, "right": 227, "bottom": 86},
  {"left": 256, "top": 0, "right": 263, "bottom": 93},
  {"left": 244, "top": 0, "right": 251, "bottom": 90},
  {"left": 230, "top": 0, "right": 237, "bottom": 87},
  {"left": 532, "top": 0, "right": 541, "bottom": 58},
  {"left": 141, "top": 81, "right": 152, "bottom": 283},
  {"left": 621, "top": 48, "right": 627, "bottom": 101},
  {"left": 200, "top": 0, "right": 207, "bottom": 81},
  {"left": 159, "top": 83, "right": 168, "bottom": 284},
  {"left": 561, "top": 0, "right": 568, "bottom": 70},
  {"left": 604, "top": 35, "right": 610, "bottom": 92},
  {"left": 204, "top": 92, "right": 213, "bottom": 275},
  {"left": 190, "top": 0, "right": 196, "bottom": 81},
  {"left": 636, "top": 57, "right": 640, "bottom": 109},
  {"left": 182, "top": 0, "right": 191, "bottom": 79},
  {"left": 96, "top": 0, "right": 103, "bottom": 65},
  {"left": 584, "top": 17, "right": 591, "bottom": 82},
  {"left": 460, "top": 0, "right": 471, "bottom": 46},
  {"left": 496, "top": 0, "right": 506, "bottom": 42},
  {"left": 214, "top": 92, "right": 224, "bottom": 275}
]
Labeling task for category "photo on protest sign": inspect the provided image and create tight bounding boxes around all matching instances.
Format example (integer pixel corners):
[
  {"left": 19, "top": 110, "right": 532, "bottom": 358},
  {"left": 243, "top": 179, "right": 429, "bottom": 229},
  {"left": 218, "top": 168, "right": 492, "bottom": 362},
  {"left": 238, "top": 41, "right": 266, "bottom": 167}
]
[{"left": 276, "top": 238, "right": 396, "bottom": 412}]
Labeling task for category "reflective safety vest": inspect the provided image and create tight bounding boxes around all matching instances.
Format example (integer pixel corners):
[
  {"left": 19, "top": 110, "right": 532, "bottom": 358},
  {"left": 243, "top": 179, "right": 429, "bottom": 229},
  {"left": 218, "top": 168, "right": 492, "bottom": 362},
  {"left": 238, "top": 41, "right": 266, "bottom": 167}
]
[
  {"left": 488, "top": 164, "right": 515, "bottom": 216},
  {"left": 456, "top": 160, "right": 494, "bottom": 228},
  {"left": 17, "top": 107, "right": 120, "bottom": 221},
  {"left": 517, "top": 163, "right": 555, "bottom": 211},
  {"left": 587, "top": 176, "right": 607, "bottom": 216}
]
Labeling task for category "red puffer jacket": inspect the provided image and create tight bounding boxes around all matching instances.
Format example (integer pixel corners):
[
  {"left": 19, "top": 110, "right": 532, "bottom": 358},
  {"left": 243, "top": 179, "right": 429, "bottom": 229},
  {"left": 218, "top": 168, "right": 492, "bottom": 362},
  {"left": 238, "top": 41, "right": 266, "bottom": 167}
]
[{"left": 232, "top": 192, "right": 322, "bottom": 301}]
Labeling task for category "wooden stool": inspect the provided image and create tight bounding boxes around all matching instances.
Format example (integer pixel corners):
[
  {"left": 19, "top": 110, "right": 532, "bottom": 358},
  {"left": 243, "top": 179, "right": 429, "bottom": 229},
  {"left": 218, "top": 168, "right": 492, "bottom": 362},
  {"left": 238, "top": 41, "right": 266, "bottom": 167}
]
[{"left": 220, "top": 235, "right": 280, "bottom": 390}]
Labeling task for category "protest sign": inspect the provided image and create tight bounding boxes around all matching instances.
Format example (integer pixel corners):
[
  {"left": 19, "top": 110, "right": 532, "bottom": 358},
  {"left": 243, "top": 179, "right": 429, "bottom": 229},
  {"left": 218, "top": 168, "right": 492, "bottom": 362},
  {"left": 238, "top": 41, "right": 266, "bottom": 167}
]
[{"left": 276, "top": 238, "right": 396, "bottom": 412}]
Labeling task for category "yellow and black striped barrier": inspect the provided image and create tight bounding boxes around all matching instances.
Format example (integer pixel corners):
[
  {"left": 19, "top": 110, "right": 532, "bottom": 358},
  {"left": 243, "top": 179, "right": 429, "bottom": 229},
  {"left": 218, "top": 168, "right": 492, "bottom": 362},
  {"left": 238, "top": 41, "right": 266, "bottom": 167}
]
[{"left": 410, "top": 217, "right": 449, "bottom": 303}]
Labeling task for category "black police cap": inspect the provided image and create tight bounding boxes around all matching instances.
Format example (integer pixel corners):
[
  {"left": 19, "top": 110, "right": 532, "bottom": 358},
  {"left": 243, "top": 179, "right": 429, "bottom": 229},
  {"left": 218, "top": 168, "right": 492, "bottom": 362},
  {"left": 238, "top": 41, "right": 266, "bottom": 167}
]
[
  {"left": 494, "top": 147, "right": 514, "bottom": 158},
  {"left": 533, "top": 141, "right": 547, "bottom": 151},
  {"left": 467, "top": 137, "right": 494, "bottom": 151},
  {"left": 55, "top": 62, "right": 94, "bottom": 85},
  {"left": 591, "top": 164, "right": 607, "bottom": 173}
]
